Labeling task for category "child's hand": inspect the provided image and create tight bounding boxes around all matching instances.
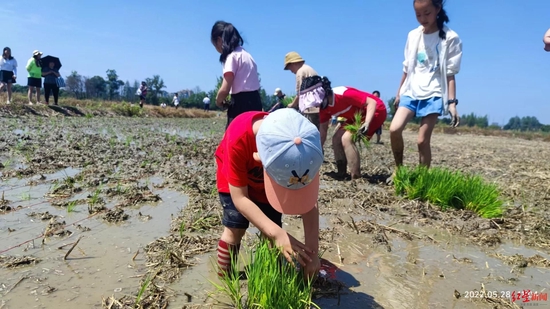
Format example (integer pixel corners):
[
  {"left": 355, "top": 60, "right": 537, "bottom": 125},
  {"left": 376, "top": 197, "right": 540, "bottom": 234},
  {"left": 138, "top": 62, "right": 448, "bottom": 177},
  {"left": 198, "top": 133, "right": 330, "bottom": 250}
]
[
  {"left": 303, "top": 255, "right": 320, "bottom": 281},
  {"left": 273, "top": 229, "right": 313, "bottom": 267}
]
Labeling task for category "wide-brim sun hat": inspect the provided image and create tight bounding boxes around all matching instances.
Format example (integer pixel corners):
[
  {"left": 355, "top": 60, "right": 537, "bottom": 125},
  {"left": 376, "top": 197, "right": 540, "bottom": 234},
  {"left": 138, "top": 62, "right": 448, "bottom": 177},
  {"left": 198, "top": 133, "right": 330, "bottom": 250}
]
[
  {"left": 256, "top": 108, "right": 324, "bottom": 215},
  {"left": 284, "top": 51, "right": 305, "bottom": 70}
]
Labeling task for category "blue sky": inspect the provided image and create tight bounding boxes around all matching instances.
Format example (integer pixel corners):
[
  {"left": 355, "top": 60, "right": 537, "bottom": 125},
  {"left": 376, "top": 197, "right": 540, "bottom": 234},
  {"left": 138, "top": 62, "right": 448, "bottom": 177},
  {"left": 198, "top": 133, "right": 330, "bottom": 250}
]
[{"left": 2, "top": 0, "right": 549, "bottom": 124}]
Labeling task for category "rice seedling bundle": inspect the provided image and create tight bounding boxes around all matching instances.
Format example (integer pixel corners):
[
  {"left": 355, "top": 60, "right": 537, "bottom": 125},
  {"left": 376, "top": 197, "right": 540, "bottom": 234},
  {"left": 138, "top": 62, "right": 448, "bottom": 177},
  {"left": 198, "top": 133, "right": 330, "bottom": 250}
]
[{"left": 393, "top": 165, "right": 504, "bottom": 218}]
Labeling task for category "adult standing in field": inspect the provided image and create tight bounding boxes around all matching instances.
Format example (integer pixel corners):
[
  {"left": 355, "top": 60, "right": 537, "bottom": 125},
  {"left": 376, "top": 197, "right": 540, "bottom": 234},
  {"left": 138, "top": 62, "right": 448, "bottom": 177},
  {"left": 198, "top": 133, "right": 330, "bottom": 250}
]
[
  {"left": 42, "top": 60, "right": 61, "bottom": 105},
  {"left": 267, "top": 88, "right": 286, "bottom": 113},
  {"left": 389, "top": 0, "right": 462, "bottom": 177},
  {"left": 372, "top": 90, "right": 383, "bottom": 144},
  {"left": 317, "top": 80, "right": 387, "bottom": 180},
  {"left": 0, "top": 47, "right": 17, "bottom": 104},
  {"left": 284, "top": 52, "right": 324, "bottom": 130},
  {"left": 544, "top": 28, "right": 550, "bottom": 51},
  {"left": 215, "top": 108, "right": 322, "bottom": 280},
  {"left": 26, "top": 50, "right": 43, "bottom": 105},
  {"left": 138, "top": 81, "right": 147, "bottom": 108},
  {"left": 203, "top": 95, "right": 210, "bottom": 111},
  {"left": 211, "top": 21, "right": 262, "bottom": 129},
  {"left": 172, "top": 93, "right": 180, "bottom": 109}
]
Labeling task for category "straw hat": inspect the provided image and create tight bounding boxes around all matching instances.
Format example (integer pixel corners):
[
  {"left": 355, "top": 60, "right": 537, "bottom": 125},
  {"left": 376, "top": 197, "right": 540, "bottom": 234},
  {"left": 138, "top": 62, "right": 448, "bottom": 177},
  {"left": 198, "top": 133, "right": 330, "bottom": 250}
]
[{"left": 284, "top": 51, "right": 305, "bottom": 70}]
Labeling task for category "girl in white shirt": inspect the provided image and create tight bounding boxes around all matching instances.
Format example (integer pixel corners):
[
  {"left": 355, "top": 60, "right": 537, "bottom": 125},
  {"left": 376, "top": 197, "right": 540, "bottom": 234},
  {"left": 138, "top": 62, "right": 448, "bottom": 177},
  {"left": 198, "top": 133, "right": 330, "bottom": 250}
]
[
  {"left": 0, "top": 47, "right": 17, "bottom": 104},
  {"left": 389, "top": 0, "right": 462, "bottom": 170}
]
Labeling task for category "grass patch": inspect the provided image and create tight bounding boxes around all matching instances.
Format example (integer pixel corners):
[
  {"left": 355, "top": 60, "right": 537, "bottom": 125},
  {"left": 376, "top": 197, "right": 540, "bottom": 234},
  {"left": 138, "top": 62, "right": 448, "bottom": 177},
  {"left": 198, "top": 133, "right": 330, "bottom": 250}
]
[
  {"left": 212, "top": 237, "right": 318, "bottom": 309},
  {"left": 394, "top": 165, "right": 504, "bottom": 218}
]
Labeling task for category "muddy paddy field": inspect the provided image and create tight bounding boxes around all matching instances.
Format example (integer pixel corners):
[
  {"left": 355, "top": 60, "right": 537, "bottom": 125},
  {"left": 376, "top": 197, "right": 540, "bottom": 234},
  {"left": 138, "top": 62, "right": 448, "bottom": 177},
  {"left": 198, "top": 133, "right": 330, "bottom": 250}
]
[{"left": 0, "top": 114, "right": 549, "bottom": 309}]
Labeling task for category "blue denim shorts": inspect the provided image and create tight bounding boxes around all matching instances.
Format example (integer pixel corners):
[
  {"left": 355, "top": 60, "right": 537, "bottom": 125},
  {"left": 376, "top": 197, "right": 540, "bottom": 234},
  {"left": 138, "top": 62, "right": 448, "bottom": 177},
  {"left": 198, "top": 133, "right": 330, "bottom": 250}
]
[
  {"left": 219, "top": 193, "right": 282, "bottom": 229},
  {"left": 400, "top": 96, "right": 443, "bottom": 117}
]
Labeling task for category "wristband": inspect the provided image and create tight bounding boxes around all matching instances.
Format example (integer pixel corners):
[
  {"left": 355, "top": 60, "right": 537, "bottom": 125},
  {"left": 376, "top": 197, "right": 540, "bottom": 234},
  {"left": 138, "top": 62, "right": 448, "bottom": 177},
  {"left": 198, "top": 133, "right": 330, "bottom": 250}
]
[{"left": 448, "top": 99, "right": 458, "bottom": 105}]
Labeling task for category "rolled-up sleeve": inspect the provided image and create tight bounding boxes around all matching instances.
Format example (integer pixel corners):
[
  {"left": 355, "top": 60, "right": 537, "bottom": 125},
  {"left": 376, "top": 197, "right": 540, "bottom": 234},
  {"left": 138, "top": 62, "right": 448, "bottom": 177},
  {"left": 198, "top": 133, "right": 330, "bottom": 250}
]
[{"left": 446, "top": 35, "right": 463, "bottom": 76}]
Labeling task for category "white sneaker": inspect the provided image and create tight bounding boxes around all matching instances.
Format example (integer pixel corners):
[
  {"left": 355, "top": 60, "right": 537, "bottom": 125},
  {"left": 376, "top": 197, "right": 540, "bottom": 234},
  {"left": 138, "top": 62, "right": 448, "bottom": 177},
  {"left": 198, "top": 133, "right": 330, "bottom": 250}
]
[
  {"left": 28, "top": 102, "right": 33, "bottom": 105},
  {"left": 6, "top": 100, "right": 10, "bottom": 104}
]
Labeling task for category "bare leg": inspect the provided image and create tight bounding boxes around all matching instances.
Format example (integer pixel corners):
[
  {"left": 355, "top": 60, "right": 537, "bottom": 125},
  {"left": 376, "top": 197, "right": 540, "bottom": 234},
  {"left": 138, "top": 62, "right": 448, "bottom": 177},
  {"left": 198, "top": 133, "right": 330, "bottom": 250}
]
[
  {"left": 341, "top": 130, "right": 361, "bottom": 179},
  {"left": 376, "top": 133, "right": 381, "bottom": 143},
  {"left": 28, "top": 86, "right": 34, "bottom": 104},
  {"left": 36, "top": 87, "right": 41, "bottom": 103},
  {"left": 7, "top": 83, "right": 12, "bottom": 102},
  {"left": 332, "top": 129, "right": 347, "bottom": 176},
  {"left": 417, "top": 114, "right": 438, "bottom": 167},
  {"left": 389, "top": 107, "right": 415, "bottom": 166}
]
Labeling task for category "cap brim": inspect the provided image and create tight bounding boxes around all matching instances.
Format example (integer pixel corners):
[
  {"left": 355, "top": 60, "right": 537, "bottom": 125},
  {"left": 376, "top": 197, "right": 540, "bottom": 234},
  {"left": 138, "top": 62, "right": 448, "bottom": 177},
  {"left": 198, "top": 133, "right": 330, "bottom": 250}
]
[{"left": 264, "top": 170, "right": 319, "bottom": 215}]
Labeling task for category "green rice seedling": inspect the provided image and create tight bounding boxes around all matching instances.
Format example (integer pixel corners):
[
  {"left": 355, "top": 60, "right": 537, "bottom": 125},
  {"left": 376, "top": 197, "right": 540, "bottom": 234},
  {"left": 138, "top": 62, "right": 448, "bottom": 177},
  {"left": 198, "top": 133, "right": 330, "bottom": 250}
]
[
  {"left": 344, "top": 112, "right": 370, "bottom": 151},
  {"left": 394, "top": 165, "right": 504, "bottom": 218},
  {"left": 135, "top": 273, "right": 152, "bottom": 307},
  {"left": 212, "top": 237, "right": 318, "bottom": 309},
  {"left": 20, "top": 191, "right": 31, "bottom": 201},
  {"left": 67, "top": 200, "right": 77, "bottom": 213}
]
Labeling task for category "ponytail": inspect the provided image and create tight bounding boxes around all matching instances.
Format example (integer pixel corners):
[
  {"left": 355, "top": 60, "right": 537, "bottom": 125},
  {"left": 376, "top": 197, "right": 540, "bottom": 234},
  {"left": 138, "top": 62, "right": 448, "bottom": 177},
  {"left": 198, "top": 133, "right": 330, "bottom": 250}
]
[
  {"left": 320, "top": 76, "right": 333, "bottom": 110},
  {"left": 211, "top": 21, "right": 244, "bottom": 64},
  {"left": 436, "top": 7, "right": 449, "bottom": 39}
]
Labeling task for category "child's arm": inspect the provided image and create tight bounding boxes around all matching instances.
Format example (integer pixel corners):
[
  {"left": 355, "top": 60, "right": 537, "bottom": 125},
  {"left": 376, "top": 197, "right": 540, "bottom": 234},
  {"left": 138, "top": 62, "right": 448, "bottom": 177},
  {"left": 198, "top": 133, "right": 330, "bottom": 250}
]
[
  {"left": 360, "top": 97, "right": 378, "bottom": 134},
  {"left": 319, "top": 121, "right": 329, "bottom": 148},
  {"left": 301, "top": 203, "right": 320, "bottom": 279},
  {"left": 216, "top": 73, "right": 233, "bottom": 107},
  {"left": 229, "top": 184, "right": 314, "bottom": 265},
  {"left": 26, "top": 59, "right": 34, "bottom": 72}
]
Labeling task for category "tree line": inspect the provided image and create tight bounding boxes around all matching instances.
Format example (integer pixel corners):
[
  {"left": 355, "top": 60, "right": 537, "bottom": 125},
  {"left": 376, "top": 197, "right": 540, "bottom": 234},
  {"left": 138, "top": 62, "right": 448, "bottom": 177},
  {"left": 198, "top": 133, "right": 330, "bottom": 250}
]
[{"left": 6, "top": 70, "right": 548, "bottom": 132}]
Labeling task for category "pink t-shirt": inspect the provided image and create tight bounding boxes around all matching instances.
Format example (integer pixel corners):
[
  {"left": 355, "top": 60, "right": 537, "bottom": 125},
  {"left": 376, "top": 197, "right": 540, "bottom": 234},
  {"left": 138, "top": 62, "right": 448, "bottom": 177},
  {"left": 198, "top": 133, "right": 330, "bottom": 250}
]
[{"left": 223, "top": 46, "right": 260, "bottom": 95}]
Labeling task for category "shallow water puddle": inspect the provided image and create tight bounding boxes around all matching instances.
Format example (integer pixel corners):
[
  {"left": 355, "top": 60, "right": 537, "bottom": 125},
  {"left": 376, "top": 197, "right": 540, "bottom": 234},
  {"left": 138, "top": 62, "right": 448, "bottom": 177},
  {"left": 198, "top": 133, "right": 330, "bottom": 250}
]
[
  {"left": 0, "top": 178, "right": 188, "bottom": 309},
  {"left": 160, "top": 215, "right": 550, "bottom": 309}
]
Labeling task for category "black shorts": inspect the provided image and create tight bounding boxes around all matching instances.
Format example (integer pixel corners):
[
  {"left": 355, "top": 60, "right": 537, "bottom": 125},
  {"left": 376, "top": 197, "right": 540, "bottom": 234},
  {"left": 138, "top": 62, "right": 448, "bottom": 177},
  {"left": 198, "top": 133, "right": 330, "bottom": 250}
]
[
  {"left": 226, "top": 90, "right": 263, "bottom": 129},
  {"left": 219, "top": 193, "right": 282, "bottom": 229},
  {"left": 27, "top": 77, "right": 42, "bottom": 88},
  {"left": 0, "top": 70, "right": 15, "bottom": 84},
  {"left": 375, "top": 127, "right": 382, "bottom": 135},
  {"left": 139, "top": 95, "right": 146, "bottom": 100}
]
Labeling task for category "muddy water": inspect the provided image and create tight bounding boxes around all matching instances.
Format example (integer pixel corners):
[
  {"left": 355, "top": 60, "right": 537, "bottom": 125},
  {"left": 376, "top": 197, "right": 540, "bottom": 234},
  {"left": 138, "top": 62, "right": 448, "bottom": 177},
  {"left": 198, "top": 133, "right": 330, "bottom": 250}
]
[
  {"left": 0, "top": 172, "right": 187, "bottom": 309},
  {"left": 161, "top": 216, "right": 550, "bottom": 309}
]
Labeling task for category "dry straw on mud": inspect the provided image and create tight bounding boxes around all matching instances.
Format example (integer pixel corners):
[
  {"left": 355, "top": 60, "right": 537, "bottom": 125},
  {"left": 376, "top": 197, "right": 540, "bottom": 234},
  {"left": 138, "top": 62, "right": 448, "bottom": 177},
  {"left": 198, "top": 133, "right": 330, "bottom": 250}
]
[
  {"left": 394, "top": 165, "right": 504, "bottom": 218},
  {"left": 212, "top": 237, "right": 318, "bottom": 309}
]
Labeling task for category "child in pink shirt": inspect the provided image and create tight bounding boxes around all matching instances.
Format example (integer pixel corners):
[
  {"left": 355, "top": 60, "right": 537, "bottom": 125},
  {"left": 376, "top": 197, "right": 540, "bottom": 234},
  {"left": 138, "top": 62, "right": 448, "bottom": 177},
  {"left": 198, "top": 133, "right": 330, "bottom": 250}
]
[{"left": 211, "top": 21, "right": 262, "bottom": 129}]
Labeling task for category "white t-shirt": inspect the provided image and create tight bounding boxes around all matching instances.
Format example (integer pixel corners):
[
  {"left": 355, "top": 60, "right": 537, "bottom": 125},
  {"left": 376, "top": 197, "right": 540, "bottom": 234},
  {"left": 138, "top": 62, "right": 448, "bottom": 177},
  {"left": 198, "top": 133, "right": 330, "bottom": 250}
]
[
  {"left": 0, "top": 57, "right": 17, "bottom": 73},
  {"left": 173, "top": 96, "right": 179, "bottom": 105},
  {"left": 203, "top": 97, "right": 210, "bottom": 105},
  {"left": 222, "top": 46, "right": 260, "bottom": 95},
  {"left": 406, "top": 31, "right": 442, "bottom": 100}
]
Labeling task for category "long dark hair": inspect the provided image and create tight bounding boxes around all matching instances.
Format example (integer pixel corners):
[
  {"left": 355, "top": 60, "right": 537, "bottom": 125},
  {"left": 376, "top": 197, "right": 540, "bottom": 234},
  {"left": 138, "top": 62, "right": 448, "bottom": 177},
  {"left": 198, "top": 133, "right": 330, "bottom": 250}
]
[
  {"left": 416, "top": 0, "right": 449, "bottom": 39},
  {"left": 2, "top": 47, "right": 13, "bottom": 60},
  {"left": 211, "top": 21, "right": 244, "bottom": 64},
  {"left": 320, "top": 76, "right": 333, "bottom": 110}
]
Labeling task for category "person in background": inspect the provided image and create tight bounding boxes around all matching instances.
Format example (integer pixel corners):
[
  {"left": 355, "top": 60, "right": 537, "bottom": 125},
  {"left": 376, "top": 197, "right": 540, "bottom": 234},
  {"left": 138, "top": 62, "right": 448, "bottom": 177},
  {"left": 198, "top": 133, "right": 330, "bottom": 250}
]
[
  {"left": 203, "top": 95, "right": 210, "bottom": 111},
  {"left": 215, "top": 108, "right": 322, "bottom": 280},
  {"left": 372, "top": 90, "right": 383, "bottom": 144},
  {"left": 139, "top": 81, "right": 147, "bottom": 108},
  {"left": 284, "top": 52, "right": 324, "bottom": 130},
  {"left": 317, "top": 80, "right": 387, "bottom": 180},
  {"left": 268, "top": 88, "right": 286, "bottom": 113},
  {"left": 211, "top": 21, "right": 262, "bottom": 129},
  {"left": 172, "top": 93, "right": 180, "bottom": 109},
  {"left": 26, "top": 50, "right": 43, "bottom": 105},
  {"left": 42, "top": 61, "right": 61, "bottom": 105},
  {"left": 544, "top": 28, "right": 550, "bottom": 51},
  {"left": 0, "top": 47, "right": 17, "bottom": 104},
  {"left": 389, "top": 0, "right": 462, "bottom": 179}
]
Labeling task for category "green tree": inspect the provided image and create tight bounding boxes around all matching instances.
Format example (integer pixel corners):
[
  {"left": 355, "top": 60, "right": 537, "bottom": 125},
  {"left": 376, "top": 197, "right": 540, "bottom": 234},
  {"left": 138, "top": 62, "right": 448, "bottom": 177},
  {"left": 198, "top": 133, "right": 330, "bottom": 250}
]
[
  {"left": 65, "top": 71, "right": 85, "bottom": 99},
  {"left": 105, "top": 69, "right": 124, "bottom": 100},
  {"left": 85, "top": 76, "right": 107, "bottom": 99},
  {"left": 145, "top": 75, "right": 166, "bottom": 105}
]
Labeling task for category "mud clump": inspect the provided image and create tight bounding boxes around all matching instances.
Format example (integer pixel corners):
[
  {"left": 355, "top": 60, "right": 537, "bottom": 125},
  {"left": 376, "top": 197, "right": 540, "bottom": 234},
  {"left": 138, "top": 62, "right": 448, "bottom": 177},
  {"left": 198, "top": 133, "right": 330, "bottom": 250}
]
[
  {"left": 27, "top": 211, "right": 57, "bottom": 221},
  {"left": 44, "top": 218, "right": 72, "bottom": 238},
  {"left": 0, "top": 255, "right": 41, "bottom": 268},
  {"left": 103, "top": 207, "right": 129, "bottom": 223}
]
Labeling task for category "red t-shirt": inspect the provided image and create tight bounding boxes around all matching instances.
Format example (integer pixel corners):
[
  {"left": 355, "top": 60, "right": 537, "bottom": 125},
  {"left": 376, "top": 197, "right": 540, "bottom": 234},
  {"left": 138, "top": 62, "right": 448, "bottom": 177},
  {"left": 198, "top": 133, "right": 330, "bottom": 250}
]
[
  {"left": 215, "top": 111, "right": 270, "bottom": 204},
  {"left": 319, "top": 86, "right": 386, "bottom": 124}
]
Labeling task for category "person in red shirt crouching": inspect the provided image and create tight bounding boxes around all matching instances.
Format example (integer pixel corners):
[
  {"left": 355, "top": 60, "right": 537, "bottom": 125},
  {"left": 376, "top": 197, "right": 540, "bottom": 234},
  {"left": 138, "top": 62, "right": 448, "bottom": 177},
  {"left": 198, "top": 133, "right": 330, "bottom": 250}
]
[
  {"left": 317, "top": 78, "right": 387, "bottom": 180},
  {"left": 214, "top": 108, "right": 323, "bottom": 280}
]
